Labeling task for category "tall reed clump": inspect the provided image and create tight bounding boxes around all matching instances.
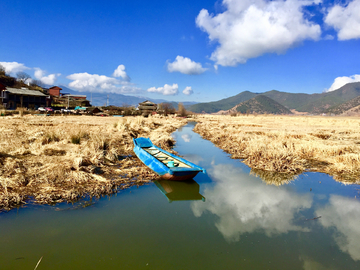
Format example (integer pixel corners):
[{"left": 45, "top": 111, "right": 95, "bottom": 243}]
[
  {"left": 194, "top": 115, "right": 360, "bottom": 184},
  {"left": 0, "top": 115, "right": 187, "bottom": 211}
]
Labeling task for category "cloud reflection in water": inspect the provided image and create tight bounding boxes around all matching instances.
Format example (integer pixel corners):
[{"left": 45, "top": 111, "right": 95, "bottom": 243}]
[
  {"left": 316, "top": 195, "right": 360, "bottom": 261},
  {"left": 191, "top": 163, "right": 313, "bottom": 242},
  {"left": 181, "top": 134, "right": 192, "bottom": 142}
]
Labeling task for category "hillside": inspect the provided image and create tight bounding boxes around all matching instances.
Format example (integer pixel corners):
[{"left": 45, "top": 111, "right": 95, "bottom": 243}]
[
  {"left": 262, "top": 90, "right": 319, "bottom": 111},
  {"left": 296, "top": 82, "right": 360, "bottom": 113},
  {"left": 326, "top": 95, "right": 360, "bottom": 115},
  {"left": 188, "top": 82, "right": 360, "bottom": 114},
  {"left": 234, "top": 95, "right": 292, "bottom": 114},
  {"left": 188, "top": 91, "right": 257, "bottom": 113}
]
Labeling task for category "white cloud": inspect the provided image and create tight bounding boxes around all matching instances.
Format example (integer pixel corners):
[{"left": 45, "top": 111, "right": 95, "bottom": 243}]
[
  {"left": 325, "top": 0, "right": 360, "bottom": 40},
  {"left": 326, "top": 75, "right": 360, "bottom": 92},
  {"left": 67, "top": 72, "right": 140, "bottom": 94},
  {"left": 112, "top": 64, "right": 130, "bottom": 81},
  {"left": 183, "top": 86, "right": 194, "bottom": 95},
  {"left": 147, "top": 84, "right": 179, "bottom": 95},
  {"left": 196, "top": 0, "right": 321, "bottom": 66},
  {"left": 191, "top": 163, "right": 312, "bottom": 242},
  {"left": 34, "top": 68, "right": 61, "bottom": 85},
  {"left": 167, "top": 56, "right": 207, "bottom": 75},
  {"left": 316, "top": 195, "right": 360, "bottom": 261},
  {"left": 0, "top": 61, "right": 30, "bottom": 74}
]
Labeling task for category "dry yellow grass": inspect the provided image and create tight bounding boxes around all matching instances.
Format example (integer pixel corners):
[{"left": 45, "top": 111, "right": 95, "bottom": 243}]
[
  {"left": 0, "top": 114, "right": 187, "bottom": 211},
  {"left": 194, "top": 114, "right": 360, "bottom": 185}
]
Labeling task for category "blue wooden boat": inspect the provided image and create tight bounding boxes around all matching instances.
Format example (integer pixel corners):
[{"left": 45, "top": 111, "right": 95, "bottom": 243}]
[{"left": 133, "top": 137, "right": 206, "bottom": 181}]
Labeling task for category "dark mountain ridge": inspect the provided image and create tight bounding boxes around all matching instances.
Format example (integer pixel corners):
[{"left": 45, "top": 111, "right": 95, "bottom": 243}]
[
  {"left": 188, "top": 82, "right": 360, "bottom": 114},
  {"left": 234, "top": 95, "right": 292, "bottom": 115}
]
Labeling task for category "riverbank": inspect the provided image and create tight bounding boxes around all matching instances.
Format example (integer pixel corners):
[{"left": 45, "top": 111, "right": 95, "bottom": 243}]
[
  {"left": 194, "top": 115, "right": 360, "bottom": 184},
  {"left": 0, "top": 115, "right": 187, "bottom": 211}
]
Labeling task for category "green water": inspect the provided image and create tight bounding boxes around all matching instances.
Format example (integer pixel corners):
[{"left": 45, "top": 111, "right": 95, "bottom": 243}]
[{"left": 1, "top": 122, "right": 360, "bottom": 269}]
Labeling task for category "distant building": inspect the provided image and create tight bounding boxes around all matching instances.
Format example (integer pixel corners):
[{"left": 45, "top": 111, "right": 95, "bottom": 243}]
[
  {"left": 138, "top": 100, "right": 157, "bottom": 116},
  {"left": 2, "top": 87, "right": 48, "bottom": 109},
  {"left": 48, "top": 86, "right": 62, "bottom": 97},
  {"left": 62, "top": 94, "right": 87, "bottom": 100}
]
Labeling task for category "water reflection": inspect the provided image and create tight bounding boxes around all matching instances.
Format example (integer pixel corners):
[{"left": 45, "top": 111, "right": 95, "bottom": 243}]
[
  {"left": 316, "top": 195, "right": 360, "bottom": 261},
  {"left": 172, "top": 122, "right": 360, "bottom": 265},
  {"left": 250, "top": 168, "right": 299, "bottom": 186},
  {"left": 154, "top": 179, "right": 205, "bottom": 202},
  {"left": 181, "top": 134, "right": 192, "bottom": 142},
  {"left": 191, "top": 163, "right": 313, "bottom": 242}
]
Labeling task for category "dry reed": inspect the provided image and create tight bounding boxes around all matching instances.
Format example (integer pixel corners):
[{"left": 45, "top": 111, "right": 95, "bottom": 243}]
[
  {"left": 194, "top": 115, "right": 360, "bottom": 184},
  {"left": 0, "top": 114, "right": 187, "bottom": 211}
]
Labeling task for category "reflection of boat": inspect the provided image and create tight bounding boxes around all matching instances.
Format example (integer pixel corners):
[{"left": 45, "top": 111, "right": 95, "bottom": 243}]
[
  {"left": 154, "top": 179, "right": 205, "bottom": 202},
  {"left": 133, "top": 137, "right": 206, "bottom": 181}
]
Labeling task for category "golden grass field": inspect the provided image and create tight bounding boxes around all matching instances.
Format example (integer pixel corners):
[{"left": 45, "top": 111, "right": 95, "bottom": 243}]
[
  {"left": 194, "top": 115, "right": 360, "bottom": 185},
  {"left": 0, "top": 114, "right": 187, "bottom": 211},
  {"left": 2, "top": 113, "right": 360, "bottom": 210}
]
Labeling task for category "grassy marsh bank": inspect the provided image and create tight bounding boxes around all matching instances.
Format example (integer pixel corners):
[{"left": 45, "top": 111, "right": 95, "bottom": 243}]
[
  {"left": 0, "top": 115, "right": 187, "bottom": 211},
  {"left": 194, "top": 115, "right": 360, "bottom": 184}
]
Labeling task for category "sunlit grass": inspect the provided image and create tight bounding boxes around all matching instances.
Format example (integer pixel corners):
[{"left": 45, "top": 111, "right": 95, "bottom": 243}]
[
  {"left": 0, "top": 114, "right": 187, "bottom": 211},
  {"left": 194, "top": 114, "right": 360, "bottom": 184}
]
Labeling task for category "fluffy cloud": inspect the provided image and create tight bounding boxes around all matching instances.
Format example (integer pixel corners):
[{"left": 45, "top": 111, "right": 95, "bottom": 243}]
[
  {"left": 325, "top": 0, "right": 360, "bottom": 40},
  {"left": 112, "top": 64, "right": 130, "bottom": 81},
  {"left": 0, "top": 61, "right": 30, "bottom": 74},
  {"left": 326, "top": 75, "right": 360, "bottom": 92},
  {"left": 191, "top": 163, "right": 312, "bottom": 242},
  {"left": 167, "top": 56, "right": 207, "bottom": 75},
  {"left": 183, "top": 86, "right": 193, "bottom": 95},
  {"left": 67, "top": 72, "right": 140, "bottom": 94},
  {"left": 196, "top": 0, "right": 321, "bottom": 66},
  {"left": 34, "top": 68, "right": 61, "bottom": 85},
  {"left": 67, "top": 64, "right": 140, "bottom": 94},
  {"left": 147, "top": 84, "right": 179, "bottom": 95}
]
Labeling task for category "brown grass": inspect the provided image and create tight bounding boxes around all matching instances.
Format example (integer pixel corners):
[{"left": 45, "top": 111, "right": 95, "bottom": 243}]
[
  {"left": 0, "top": 114, "right": 187, "bottom": 211},
  {"left": 194, "top": 115, "right": 360, "bottom": 184}
]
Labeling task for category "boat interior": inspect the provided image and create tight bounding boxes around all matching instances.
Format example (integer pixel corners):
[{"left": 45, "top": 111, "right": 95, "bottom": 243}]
[{"left": 143, "top": 147, "right": 192, "bottom": 168}]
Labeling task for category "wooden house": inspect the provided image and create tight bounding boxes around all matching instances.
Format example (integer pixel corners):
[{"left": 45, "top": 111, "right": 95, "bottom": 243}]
[
  {"left": 2, "top": 87, "right": 48, "bottom": 109},
  {"left": 138, "top": 100, "right": 157, "bottom": 116}
]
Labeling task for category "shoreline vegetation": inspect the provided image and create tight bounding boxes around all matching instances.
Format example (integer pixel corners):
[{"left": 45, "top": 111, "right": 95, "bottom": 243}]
[
  {"left": 0, "top": 115, "right": 187, "bottom": 211},
  {"left": 193, "top": 115, "right": 360, "bottom": 185},
  {"left": 2, "top": 113, "right": 360, "bottom": 211}
]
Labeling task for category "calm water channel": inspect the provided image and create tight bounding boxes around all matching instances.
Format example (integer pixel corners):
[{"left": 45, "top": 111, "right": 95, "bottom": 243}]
[{"left": 1, "top": 122, "right": 360, "bottom": 269}]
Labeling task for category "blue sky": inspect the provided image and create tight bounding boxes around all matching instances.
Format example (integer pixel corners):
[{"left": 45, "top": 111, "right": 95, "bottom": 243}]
[{"left": 1, "top": 0, "right": 360, "bottom": 102}]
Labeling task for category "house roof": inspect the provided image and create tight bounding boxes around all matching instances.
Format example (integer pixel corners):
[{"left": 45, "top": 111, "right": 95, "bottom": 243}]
[
  {"left": 49, "top": 86, "right": 62, "bottom": 90},
  {"left": 5, "top": 87, "right": 48, "bottom": 96},
  {"left": 139, "top": 100, "right": 156, "bottom": 105}
]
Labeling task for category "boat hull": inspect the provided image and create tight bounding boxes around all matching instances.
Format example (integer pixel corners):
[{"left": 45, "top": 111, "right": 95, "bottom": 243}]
[
  {"left": 133, "top": 137, "right": 205, "bottom": 181},
  {"left": 160, "top": 171, "right": 200, "bottom": 181}
]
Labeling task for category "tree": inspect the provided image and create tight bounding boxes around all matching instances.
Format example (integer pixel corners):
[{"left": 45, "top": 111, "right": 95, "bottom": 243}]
[
  {"left": 31, "top": 79, "right": 44, "bottom": 88},
  {"left": 159, "top": 102, "right": 175, "bottom": 116},
  {"left": 177, "top": 102, "right": 187, "bottom": 117},
  {"left": 16, "top": 72, "right": 31, "bottom": 84},
  {"left": 0, "top": 64, "right": 5, "bottom": 76}
]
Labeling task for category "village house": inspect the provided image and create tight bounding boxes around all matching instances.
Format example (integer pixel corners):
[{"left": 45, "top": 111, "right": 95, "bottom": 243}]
[
  {"left": 138, "top": 100, "right": 157, "bottom": 116},
  {"left": 1, "top": 87, "right": 48, "bottom": 109},
  {"left": 47, "top": 86, "right": 63, "bottom": 97}
]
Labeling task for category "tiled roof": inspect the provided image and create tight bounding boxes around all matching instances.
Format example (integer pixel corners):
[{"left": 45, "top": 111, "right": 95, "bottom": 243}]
[{"left": 5, "top": 87, "right": 48, "bottom": 96}]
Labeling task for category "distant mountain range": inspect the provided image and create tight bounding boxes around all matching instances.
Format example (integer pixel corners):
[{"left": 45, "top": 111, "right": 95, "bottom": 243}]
[
  {"left": 188, "top": 82, "right": 360, "bottom": 114},
  {"left": 58, "top": 85, "right": 197, "bottom": 109},
  {"left": 232, "top": 95, "right": 292, "bottom": 115}
]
